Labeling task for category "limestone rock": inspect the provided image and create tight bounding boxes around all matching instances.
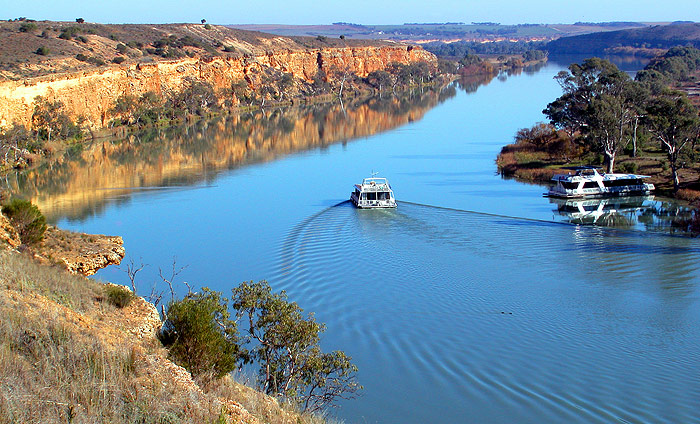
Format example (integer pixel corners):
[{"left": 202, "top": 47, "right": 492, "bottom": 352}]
[
  {"left": 0, "top": 212, "right": 21, "bottom": 250},
  {"left": 33, "top": 226, "right": 125, "bottom": 276}
]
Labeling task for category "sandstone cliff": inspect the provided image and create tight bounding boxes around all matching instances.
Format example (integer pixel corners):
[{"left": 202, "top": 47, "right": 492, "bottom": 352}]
[{"left": 0, "top": 22, "right": 436, "bottom": 131}]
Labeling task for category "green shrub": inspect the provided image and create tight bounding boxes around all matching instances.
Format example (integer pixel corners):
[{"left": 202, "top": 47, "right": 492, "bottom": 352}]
[
  {"left": 58, "top": 26, "right": 82, "bottom": 40},
  {"left": 2, "top": 198, "right": 47, "bottom": 245},
  {"left": 204, "top": 23, "right": 212, "bottom": 30},
  {"left": 105, "top": 284, "right": 135, "bottom": 308},
  {"left": 88, "top": 56, "right": 105, "bottom": 66},
  {"left": 620, "top": 162, "right": 638, "bottom": 174},
  {"left": 115, "top": 43, "right": 128, "bottom": 54},
  {"left": 75, "top": 53, "right": 89, "bottom": 62},
  {"left": 35, "top": 46, "right": 49, "bottom": 56},
  {"left": 160, "top": 288, "right": 242, "bottom": 380},
  {"left": 19, "top": 22, "right": 37, "bottom": 32},
  {"left": 112, "top": 56, "right": 126, "bottom": 64}
]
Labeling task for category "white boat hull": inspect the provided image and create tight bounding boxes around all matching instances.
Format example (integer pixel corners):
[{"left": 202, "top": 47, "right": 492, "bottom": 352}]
[
  {"left": 547, "top": 184, "right": 654, "bottom": 198},
  {"left": 350, "top": 193, "right": 397, "bottom": 208}
]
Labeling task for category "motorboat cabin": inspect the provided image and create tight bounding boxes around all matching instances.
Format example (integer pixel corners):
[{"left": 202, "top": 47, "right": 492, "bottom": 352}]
[
  {"left": 547, "top": 166, "right": 654, "bottom": 198},
  {"left": 350, "top": 176, "right": 397, "bottom": 208}
]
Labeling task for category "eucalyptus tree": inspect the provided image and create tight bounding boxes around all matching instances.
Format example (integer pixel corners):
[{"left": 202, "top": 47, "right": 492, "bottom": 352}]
[
  {"left": 543, "top": 58, "right": 645, "bottom": 172},
  {"left": 645, "top": 91, "right": 700, "bottom": 192},
  {"left": 231, "top": 280, "right": 361, "bottom": 412},
  {"left": 367, "top": 69, "right": 393, "bottom": 93}
]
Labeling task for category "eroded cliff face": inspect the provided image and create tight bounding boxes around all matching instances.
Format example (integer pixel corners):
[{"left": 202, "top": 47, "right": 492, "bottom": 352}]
[{"left": 0, "top": 45, "right": 436, "bottom": 130}]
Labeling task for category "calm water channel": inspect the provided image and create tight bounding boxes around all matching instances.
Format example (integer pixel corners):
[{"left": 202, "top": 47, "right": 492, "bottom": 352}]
[{"left": 9, "top": 61, "right": 700, "bottom": 423}]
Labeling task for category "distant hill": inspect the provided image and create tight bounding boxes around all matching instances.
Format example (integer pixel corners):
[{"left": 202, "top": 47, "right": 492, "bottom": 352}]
[
  {"left": 546, "top": 22, "right": 700, "bottom": 55},
  {"left": 228, "top": 22, "right": 652, "bottom": 43}
]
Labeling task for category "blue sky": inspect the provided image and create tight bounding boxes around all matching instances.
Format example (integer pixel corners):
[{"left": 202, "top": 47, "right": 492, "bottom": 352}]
[{"left": 2, "top": 0, "right": 699, "bottom": 25}]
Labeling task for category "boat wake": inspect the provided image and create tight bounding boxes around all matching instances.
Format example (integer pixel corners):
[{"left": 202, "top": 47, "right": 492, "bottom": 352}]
[{"left": 267, "top": 200, "right": 700, "bottom": 423}]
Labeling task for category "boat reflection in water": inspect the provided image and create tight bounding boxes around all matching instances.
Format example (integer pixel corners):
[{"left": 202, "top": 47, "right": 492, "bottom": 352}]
[
  {"left": 551, "top": 196, "right": 652, "bottom": 227},
  {"left": 550, "top": 195, "right": 697, "bottom": 234}
]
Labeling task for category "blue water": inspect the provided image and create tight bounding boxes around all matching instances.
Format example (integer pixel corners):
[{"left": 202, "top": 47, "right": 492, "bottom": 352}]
[{"left": 16, "top": 62, "right": 700, "bottom": 423}]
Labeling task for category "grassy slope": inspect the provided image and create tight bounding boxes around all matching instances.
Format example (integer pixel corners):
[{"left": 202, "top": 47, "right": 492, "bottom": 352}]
[{"left": 0, "top": 251, "right": 330, "bottom": 424}]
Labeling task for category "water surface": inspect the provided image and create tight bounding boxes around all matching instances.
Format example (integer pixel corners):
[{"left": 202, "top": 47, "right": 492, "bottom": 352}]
[{"left": 9, "top": 62, "right": 700, "bottom": 423}]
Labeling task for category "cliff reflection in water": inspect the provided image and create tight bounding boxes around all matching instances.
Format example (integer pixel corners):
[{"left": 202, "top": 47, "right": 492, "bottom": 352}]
[{"left": 10, "top": 89, "right": 454, "bottom": 222}]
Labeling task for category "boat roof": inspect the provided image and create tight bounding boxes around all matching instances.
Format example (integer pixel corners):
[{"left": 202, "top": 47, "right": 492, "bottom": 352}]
[
  {"left": 354, "top": 176, "right": 393, "bottom": 192},
  {"left": 562, "top": 166, "right": 600, "bottom": 170},
  {"left": 361, "top": 177, "right": 389, "bottom": 184},
  {"left": 552, "top": 167, "right": 650, "bottom": 181}
]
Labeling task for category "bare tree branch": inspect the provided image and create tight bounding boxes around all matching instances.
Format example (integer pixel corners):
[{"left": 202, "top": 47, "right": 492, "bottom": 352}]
[{"left": 159, "top": 256, "right": 188, "bottom": 301}]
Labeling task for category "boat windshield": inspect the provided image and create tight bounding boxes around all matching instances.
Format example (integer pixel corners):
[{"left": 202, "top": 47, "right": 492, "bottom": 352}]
[
  {"left": 363, "top": 178, "right": 389, "bottom": 186},
  {"left": 576, "top": 169, "right": 599, "bottom": 177}
]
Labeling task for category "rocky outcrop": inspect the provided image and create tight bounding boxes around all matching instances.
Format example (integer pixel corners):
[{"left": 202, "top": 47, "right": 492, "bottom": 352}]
[
  {"left": 33, "top": 226, "right": 125, "bottom": 276},
  {"left": 0, "top": 45, "right": 436, "bottom": 130},
  {"left": 0, "top": 208, "right": 123, "bottom": 274},
  {"left": 0, "top": 212, "right": 21, "bottom": 250}
]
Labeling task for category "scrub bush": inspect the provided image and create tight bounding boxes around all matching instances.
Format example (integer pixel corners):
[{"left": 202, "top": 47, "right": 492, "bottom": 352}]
[
  {"left": 620, "top": 162, "right": 638, "bottom": 174},
  {"left": 105, "top": 284, "right": 135, "bottom": 308},
  {"left": 2, "top": 198, "right": 47, "bottom": 245},
  {"left": 160, "top": 288, "right": 243, "bottom": 380}
]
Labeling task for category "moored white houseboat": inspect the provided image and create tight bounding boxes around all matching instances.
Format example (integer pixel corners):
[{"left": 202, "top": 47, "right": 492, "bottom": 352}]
[
  {"left": 547, "top": 166, "right": 654, "bottom": 198},
  {"left": 350, "top": 174, "right": 397, "bottom": 208}
]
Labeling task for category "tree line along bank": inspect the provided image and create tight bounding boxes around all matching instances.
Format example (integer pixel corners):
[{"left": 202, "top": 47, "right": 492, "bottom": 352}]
[{"left": 498, "top": 46, "right": 700, "bottom": 199}]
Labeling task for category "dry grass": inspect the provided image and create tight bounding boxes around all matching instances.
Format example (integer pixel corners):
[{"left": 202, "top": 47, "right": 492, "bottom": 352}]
[
  {"left": 0, "top": 249, "right": 105, "bottom": 313},
  {"left": 676, "top": 188, "right": 700, "bottom": 202},
  {"left": 0, "top": 310, "right": 224, "bottom": 423},
  {"left": 496, "top": 144, "right": 562, "bottom": 182},
  {"left": 0, "top": 252, "right": 224, "bottom": 423},
  {"left": 203, "top": 375, "right": 341, "bottom": 424},
  {"left": 0, "top": 251, "right": 337, "bottom": 424}
]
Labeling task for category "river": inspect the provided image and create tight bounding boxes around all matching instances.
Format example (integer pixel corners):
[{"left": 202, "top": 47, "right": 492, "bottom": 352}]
[{"left": 8, "top": 61, "right": 700, "bottom": 423}]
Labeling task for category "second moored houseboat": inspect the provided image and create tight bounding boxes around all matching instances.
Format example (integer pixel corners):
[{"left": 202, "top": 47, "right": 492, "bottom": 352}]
[{"left": 547, "top": 166, "right": 654, "bottom": 198}]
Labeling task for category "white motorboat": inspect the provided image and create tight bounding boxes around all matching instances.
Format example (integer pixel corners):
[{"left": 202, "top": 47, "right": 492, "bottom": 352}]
[
  {"left": 547, "top": 166, "right": 654, "bottom": 198},
  {"left": 350, "top": 174, "right": 397, "bottom": 208}
]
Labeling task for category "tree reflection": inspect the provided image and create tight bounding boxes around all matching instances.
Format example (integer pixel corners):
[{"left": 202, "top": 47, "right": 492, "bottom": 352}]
[{"left": 8, "top": 89, "right": 451, "bottom": 222}]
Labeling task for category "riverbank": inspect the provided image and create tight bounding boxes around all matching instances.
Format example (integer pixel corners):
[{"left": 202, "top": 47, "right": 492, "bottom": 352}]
[
  {"left": 0, "top": 206, "right": 334, "bottom": 424},
  {"left": 496, "top": 135, "right": 700, "bottom": 201}
]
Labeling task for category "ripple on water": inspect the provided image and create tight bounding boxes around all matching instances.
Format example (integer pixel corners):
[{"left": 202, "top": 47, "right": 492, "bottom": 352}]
[{"left": 271, "top": 201, "right": 700, "bottom": 423}]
